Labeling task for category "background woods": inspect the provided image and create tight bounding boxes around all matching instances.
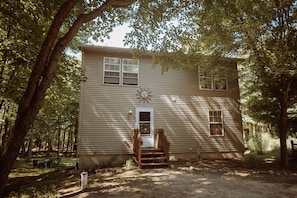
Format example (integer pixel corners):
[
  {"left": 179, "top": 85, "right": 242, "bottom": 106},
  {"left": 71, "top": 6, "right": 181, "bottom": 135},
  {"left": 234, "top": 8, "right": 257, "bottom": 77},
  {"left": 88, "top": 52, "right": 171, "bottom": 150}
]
[
  {"left": 0, "top": 0, "right": 136, "bottom": 195},
  {"left": 0, "top": 0, "right": 297, "bottom": 196}
]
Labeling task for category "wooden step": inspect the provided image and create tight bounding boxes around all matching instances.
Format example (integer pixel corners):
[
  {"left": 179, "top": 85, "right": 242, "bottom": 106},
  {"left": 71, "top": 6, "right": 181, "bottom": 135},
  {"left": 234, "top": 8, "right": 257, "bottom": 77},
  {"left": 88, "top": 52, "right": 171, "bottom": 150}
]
[
  {"left": 141, "top": 148, "right": 163, "bottom": 153},
  {"left": 141, "top": 149, "right": 169, "bottom": 168},
  {"left": 141, "top": 151, "right": 165, "bottom": 156},
  {"left": 140, "top": 162, "right": 169, "bottom": 168},
  {"left": 141, "top": 156, "right": 167, "bottom": 161},
  {"left": 141, "top": 148, "right": 165, "bottom": 155},
  {"left": 134, "top": 148, "right": 169, "bottom": 168}
]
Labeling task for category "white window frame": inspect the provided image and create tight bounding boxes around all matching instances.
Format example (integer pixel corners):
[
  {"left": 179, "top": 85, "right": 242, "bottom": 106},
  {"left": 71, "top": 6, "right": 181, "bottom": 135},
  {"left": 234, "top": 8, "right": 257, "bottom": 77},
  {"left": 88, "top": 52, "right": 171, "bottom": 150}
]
[
  {"left": 198, "top": 66, "right": 213, "bottom": 90},
  {"left": 198, "top": 66, "right": 228, "bottom": 91},
  {"left": 103, "top": 57, "right": 139, "bottom": 86},
  {"left": 122, "top": 58, "right": 139, "bottom": 86},
  {"left": 103, "top": 57, "right": 121, "bottom": 85},
  {"left": 213, "top": 66, "right": 228, "bottom": 91},
  {"left": 209, "top": 110, "right": 224, "bottom": 136}
]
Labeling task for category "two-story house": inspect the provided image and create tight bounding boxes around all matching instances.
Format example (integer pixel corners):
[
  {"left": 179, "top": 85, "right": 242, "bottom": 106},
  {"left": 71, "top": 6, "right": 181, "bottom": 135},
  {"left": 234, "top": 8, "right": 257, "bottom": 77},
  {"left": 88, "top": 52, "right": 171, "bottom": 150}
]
[{"left": 78, "top": 45, "right": 244, "bottom": 168}]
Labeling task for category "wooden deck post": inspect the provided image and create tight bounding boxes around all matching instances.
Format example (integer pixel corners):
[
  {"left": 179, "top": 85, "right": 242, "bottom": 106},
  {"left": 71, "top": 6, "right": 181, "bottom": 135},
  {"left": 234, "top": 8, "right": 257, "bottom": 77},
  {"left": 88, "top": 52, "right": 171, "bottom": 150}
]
[{"left": 133, "top": 128, "right": 170, "bottom": 168}]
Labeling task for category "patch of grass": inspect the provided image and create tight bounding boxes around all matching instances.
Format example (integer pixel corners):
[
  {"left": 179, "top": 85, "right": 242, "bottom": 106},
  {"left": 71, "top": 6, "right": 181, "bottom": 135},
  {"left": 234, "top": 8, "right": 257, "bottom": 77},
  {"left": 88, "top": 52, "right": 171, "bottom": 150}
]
[
  {"left": 7, "top": 184, "right": 57, "bottom": 198},
  {"left": 9, "top": 157, "right": 77, "bottom": 178},
  {"left": 244, "top": 149, "right": 280, "bottom": 168},
  {"left": 244, "top": 136, "right": 297, "bottom": 170},
  {"left": 5, "top": 157, "right": 79, "bottom": 198},
  {"left": 60, "top": 157, "right": 77, "bottom": 167},
  {"left": 9, "top": 159, "right": 53, "bottom": 178}
]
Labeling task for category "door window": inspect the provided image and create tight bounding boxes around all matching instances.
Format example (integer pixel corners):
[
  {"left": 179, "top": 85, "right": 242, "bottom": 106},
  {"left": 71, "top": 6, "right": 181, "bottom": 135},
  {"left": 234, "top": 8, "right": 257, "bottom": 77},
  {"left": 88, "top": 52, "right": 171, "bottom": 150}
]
[{"left": 139, "top": 112, "right": 151, "bottom": 135}]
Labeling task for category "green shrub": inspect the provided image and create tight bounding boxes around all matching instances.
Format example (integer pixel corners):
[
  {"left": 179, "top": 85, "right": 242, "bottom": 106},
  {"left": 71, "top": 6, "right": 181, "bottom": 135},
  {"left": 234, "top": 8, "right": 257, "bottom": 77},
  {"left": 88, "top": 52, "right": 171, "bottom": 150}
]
[
  {"left": 247, "top": 132, "right": 270, "bottom": 154},
  {"left": 125, "top": 158, "right": 137, "bottom": 170}
]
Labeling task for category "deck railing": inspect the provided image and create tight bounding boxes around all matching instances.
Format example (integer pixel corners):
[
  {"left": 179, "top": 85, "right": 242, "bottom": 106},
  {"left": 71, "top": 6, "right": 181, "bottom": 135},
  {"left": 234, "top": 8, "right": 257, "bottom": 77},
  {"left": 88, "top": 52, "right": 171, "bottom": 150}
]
[
  {"left": 155, "top": 129, "right": 170, "bottom": 162},
  {"left": 132, "top": 128, "right": 170, "bottom": 166},
  {"left": 132, "top": 129, "right": 142, "bottom": 165}
]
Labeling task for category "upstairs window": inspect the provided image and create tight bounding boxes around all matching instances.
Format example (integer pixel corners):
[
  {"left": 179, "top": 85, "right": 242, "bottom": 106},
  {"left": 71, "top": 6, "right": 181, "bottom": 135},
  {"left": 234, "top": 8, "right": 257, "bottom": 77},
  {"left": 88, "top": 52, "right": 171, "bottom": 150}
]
[
  {"left": 103, "top": 57, "right": 139, "bottom": 86},
  {"left": 122, "top": 59, "right": 139, "bottom": 85},
  {"left": 199, "top": 66, "right": 228, "bottom": 91},
  {"left": 199, "top": 67, "right": 213, "bottom": 89},
  {"left": 209, "top": 110, "right": 224, "bottom": 136},
  {"left": 104, "top": 57, "right": 121, "bottom": 84},
  {"left": 213, "top": 67, "right": 227, "bottom": 90}
]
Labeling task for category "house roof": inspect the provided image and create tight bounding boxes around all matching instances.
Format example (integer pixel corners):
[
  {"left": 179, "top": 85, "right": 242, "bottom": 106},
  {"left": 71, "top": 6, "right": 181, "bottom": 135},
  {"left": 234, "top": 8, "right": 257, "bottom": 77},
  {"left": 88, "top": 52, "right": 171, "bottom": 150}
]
[
  {"left": 79, "top": 45, "right": 243, "bottom": 63},
  {"left": 79, "top": 45, "right": 131, "bottom": 54}
]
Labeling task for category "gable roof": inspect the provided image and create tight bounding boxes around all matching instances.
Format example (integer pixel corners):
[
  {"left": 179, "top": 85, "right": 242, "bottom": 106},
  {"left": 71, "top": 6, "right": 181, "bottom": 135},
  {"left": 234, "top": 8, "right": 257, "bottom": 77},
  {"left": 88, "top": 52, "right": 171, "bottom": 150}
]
[{"left": 79, "top": 45, "right": 243, "bottom": 65}]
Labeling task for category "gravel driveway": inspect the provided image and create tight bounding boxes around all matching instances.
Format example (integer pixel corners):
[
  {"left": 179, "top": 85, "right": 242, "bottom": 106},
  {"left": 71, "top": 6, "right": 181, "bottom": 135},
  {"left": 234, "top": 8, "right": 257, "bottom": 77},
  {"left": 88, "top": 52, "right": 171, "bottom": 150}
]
[{"left": 59, "top": 160, "right": 297, "bottom": 198}]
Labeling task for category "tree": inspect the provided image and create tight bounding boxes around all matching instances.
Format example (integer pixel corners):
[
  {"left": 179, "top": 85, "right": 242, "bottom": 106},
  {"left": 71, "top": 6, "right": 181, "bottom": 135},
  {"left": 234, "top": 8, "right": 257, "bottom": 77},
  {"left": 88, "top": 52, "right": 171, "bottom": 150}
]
[
  {"left": 0, "top": 0, "right": 136, "bottom": 195},
  {"left": 211, "top": 0, "right": 297, "bottom": 167},
  {"left": 125, "top": 0, "right": 297, "bottom": 167},
  {"left": 0, "top": 1, "right": 85, "bottom": 149},
  {"left": 32, "top": 56, "right": 81, "bottom": 155},
  {"left": 1, "top": 0, "right": 295, "bottom": 195}
]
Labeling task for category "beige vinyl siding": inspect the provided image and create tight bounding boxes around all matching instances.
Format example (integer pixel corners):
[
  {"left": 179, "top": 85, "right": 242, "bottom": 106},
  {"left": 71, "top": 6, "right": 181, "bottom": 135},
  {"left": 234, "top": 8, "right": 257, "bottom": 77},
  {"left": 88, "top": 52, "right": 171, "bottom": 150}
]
[
  {"left": 79, "top": 52, "right": 135, "bottom": 155},
  {"left": 78, "top": 46, "right": 244, "bottom": 157}
]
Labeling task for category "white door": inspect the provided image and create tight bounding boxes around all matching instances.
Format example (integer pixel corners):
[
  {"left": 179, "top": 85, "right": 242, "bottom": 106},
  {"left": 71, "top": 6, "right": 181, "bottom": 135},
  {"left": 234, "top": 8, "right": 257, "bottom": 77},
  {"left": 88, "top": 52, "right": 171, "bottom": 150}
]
[{"left": 136, "top": 107, "right": 154, "bottom": 148}]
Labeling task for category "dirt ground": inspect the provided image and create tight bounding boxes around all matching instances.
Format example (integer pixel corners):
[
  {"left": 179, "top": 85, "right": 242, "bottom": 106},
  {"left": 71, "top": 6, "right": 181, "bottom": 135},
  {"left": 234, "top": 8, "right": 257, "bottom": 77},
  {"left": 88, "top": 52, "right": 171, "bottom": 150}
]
[{"left": 59, "top": 159, "right": 297, "bottom": 198}]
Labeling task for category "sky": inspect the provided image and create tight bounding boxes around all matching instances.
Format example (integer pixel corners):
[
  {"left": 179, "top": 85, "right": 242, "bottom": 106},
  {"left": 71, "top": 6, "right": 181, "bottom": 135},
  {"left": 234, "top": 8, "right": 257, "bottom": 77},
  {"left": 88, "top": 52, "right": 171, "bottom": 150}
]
[
  {"left": 72, "top": 24, "right": 130, "bottom": 59},
  {"left": 91, "top": 24, "right": 130, "bottom": 48}
]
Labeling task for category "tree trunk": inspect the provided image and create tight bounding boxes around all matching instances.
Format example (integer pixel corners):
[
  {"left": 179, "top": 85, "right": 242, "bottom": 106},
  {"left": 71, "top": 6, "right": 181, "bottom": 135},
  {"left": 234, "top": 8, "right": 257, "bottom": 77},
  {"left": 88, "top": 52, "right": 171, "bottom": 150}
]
[
  {"left": 0, "top": 100, "right": 5, "bottom": 135},
  {"left": 1, "top": 119, "right": 9, "bottom": 150},
  {"left": 20, "top": 142, "right": 26, "bottom": 158},
  {"left": 278, "top": 88, "right": 289, "bottom": 168},
  {"left": 47, "top": 137, "right": 53, "bottom": 155},
  {"left": 279, "top": 107, "right": 288, "bottom": 168},
  {"left": 73, "top": 120, "right": 78, "bottom": 152},
  {"left": 27, "top": 138, "right": 33, "bottom": 162},
  {"left": 66, "top": 128, "right": 72, "bottom": 153},
  {"left": 61, "top": 127, "right": 66, "bottom": 153},
  {"left": 0, "top": 118, "right": 35, "bottom": 196},
  {"left": 0, "top": 0, "right": 136, "bottom": 195},
  {"left": 57, "top": 127, "right": 61, "bottom": 156}
]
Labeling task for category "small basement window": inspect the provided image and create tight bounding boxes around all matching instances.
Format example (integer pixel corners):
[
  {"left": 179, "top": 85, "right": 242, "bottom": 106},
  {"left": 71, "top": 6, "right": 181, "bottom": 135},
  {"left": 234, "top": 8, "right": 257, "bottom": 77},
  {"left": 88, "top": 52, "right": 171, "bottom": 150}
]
[{"left": 209, "top": 110, "right": 224, "bottom": 136}]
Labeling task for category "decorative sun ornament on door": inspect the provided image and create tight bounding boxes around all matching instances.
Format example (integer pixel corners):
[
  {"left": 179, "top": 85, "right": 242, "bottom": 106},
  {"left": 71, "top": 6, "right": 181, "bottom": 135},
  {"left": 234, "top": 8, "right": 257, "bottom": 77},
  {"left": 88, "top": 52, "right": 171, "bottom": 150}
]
[{"left": 136, "top": 87, "right": 153, "bottom": 103}]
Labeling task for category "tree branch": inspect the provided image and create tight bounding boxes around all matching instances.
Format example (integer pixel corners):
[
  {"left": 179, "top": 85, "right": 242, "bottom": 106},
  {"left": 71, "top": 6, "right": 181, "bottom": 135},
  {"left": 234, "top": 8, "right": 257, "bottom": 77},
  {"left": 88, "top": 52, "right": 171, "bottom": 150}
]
[
  {"left": 22, "top": 0, "right": 137, "bottom": 121},
  {"left": 43, "top": 0, "right": 136, "bottom": 82},
  {"left": 18, "top": 0, "right": 79, "bottom": 118}
]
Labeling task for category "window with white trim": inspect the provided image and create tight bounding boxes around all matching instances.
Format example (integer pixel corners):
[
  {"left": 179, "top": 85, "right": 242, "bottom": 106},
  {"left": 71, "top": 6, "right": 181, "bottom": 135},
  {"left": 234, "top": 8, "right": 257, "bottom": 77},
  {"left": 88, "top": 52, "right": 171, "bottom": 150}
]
[
  {"left": 209, "top": 110, "right": 224, "bottom": 136},
  {"left": 103, "top": 57, "right": 139, "bottom": 85},
  {"left": 122, "top": 59, "right": 139, "bottom": 85},
  {"left": 199, "top": 66, "right": 227, "bottom": 90},
  {"left": 104, "top": 57, "right": 121, "bottom": 84},
  {"left": 199, "top": 66, "right": 213, "bottom": 89},
  {"left": 213, "top": 66, "right": 227, "bottom": 90}
]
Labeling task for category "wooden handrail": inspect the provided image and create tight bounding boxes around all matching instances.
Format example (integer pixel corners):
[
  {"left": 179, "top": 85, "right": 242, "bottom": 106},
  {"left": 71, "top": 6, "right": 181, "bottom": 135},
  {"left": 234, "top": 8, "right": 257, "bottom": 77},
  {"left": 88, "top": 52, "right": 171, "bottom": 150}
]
[
  {"left": 155, "top": 129, "right": 170, "bottom": 162},
  {"left": 133, "top": 128, "right": 170, "bottom": 167},
  {"left": 132, "top": 129, "right": 142, "bottom": 165}
]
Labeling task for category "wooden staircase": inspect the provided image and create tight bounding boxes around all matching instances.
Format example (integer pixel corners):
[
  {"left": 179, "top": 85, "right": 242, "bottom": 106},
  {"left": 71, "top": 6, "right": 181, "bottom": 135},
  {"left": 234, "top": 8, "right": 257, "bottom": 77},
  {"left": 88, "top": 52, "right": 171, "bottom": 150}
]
[
  {"left": 139, "top": 148, "right": 169, "bottom": 168},
  {"left": 132, "top": 129, "right": 170, "bottom": 168}
]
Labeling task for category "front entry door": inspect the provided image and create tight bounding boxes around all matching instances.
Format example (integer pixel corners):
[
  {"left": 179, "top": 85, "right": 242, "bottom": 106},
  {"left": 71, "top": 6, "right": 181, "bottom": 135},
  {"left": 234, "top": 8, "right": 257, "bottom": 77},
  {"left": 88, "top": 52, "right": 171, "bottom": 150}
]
[{"left": 136, "top": 107, "right": 154, "bottom": 148}]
